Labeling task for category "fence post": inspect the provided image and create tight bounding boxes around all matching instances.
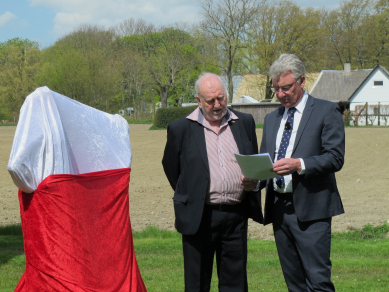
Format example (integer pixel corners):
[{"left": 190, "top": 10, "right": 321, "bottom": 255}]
[
  {"left": 378, "top": 102, "right": 381, "bottom": 126},
  {"left": 365, "top": 102, "right": 368, "bottom": 126}
]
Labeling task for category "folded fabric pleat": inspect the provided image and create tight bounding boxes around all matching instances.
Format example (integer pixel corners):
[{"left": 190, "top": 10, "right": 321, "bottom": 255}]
[{"left": 15, "top": 168, "right": 147, "bottom": 292}]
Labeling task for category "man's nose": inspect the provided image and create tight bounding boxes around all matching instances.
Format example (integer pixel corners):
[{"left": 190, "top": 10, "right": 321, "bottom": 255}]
[
  {"left": 214, "top": 100, "right": 221, "bottom": 108},
  {"left": 276, "top": 90, "right": 286, "bottom": 98}
]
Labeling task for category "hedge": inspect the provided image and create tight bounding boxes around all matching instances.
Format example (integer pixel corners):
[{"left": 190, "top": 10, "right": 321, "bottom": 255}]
[{"left": 154, "top": 105, "right": 198, "bottom": 129}]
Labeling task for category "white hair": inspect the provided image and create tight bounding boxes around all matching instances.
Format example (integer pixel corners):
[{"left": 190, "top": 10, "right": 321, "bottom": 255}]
[
  {"left": 269, "top": 54, "right": 305, "bottom": 81},
  {"left": 195, "top": 72, "right": 226, "bottom": 96}
]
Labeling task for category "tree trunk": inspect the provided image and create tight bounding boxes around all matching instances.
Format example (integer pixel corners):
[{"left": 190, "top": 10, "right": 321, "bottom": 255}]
[
  {"left": 265, "top": 76, "right": 274, "bottom": 100},
  {"left": 160, "top": 86, "right": 169, "bottom": 108},
  {"left": 227, "top": 47, "right": 234, "bottom": 104}
]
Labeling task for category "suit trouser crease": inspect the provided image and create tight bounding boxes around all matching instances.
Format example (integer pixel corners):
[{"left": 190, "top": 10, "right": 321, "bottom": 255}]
[{"left": 273, "top": 196, "right": 335, "bottom": 292}]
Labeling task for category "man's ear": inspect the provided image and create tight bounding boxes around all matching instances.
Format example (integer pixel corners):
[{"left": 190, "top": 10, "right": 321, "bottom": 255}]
[
  {"left": 299, "top": 75, "right": 306, "bottom": 89},
  {"left": 196, "top": 96, "right": 202, "bottom": 108}
]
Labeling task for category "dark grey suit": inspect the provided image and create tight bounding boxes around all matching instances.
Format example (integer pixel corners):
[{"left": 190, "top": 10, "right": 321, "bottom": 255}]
[
  {"left": 162, "top": 109, "right": 262, "bottom": 291},
  {"left": 260, "top": 95, "right": 345, "bottom": 291}
]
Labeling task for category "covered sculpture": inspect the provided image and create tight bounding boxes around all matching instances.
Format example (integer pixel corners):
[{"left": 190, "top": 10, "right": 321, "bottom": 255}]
[
  {"left": 8, "top": 87, "right": 147, "bottom": 292},
  {"left": 8, "top": 86, "right": 132, "bottom": 193}
]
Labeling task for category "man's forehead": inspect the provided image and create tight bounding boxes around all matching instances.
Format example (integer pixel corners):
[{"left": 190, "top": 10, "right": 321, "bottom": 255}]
[
  {"left": 273, "top": 72, "right": 297, "bottom": 83},
  {"left": 199, "top": 81, "right": 225, "bottom": 96},
  {"left": 201, "top": 78, "right": 223, "bottom": 90}
]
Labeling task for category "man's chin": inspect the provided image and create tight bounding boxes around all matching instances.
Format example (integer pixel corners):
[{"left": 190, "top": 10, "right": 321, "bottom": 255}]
[{"left": 280, "top": 101, "right": 291, "bottom": 108}]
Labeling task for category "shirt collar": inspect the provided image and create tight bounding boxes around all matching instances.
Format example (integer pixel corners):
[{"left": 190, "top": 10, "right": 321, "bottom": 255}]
[
  {"left": 285, "top": 90, "right": 308, "bottom": 115},
  {"left": 187, "top": 107, "right": 238, "bottom": 125}
]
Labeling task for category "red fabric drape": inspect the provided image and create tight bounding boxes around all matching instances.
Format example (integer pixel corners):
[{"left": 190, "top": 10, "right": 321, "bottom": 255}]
[{"left": 15, "top": 168, "right": 147, "bottom": 292}]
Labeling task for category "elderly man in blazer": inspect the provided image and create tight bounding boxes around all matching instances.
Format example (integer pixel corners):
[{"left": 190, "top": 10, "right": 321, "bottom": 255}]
[
  {"left": 162, "top": 72, "right": 262, "bottom": 292},
  {"left": 259, "top": 54, "right": 345, "bottom": 292}
]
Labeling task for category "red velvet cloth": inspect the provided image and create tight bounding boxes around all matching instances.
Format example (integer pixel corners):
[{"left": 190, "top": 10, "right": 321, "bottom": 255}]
[{"left": 15, "top": 168, "right": 147, "bottom": 292}]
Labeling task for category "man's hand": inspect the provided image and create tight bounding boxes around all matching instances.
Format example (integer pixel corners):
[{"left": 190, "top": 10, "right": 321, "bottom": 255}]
[
  {"left": 272, "top": 158, "right": 301, "bottom": 175},
  {"left": 240, "top": 176, "right": 259, "bottom": 192}
]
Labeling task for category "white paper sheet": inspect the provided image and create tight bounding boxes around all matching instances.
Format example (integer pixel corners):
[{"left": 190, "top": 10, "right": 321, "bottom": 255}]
[
  {"left": 234, "top": 153, "right": 279, "bottom": 181},
  {"left": 7, "top": 86, "right": 132, "bottom": 193}
]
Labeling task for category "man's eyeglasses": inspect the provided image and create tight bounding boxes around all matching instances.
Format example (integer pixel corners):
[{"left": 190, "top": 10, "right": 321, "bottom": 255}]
[{"left": 271, "top": 77, "right": 301, "bottom": 93}]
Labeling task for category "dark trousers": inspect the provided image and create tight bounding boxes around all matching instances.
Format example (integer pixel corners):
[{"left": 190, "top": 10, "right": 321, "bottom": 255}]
[
  {"left": 182, "top": 204, "right": 248, "bottom": 292},
  {"left": 273, "top": 195, "right": 335, "bottom": 292}
]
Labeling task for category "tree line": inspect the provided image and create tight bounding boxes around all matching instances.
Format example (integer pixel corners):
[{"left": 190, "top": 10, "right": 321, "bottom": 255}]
[{"left": 1, "top": 0, "right": 388, "bottom": 120}]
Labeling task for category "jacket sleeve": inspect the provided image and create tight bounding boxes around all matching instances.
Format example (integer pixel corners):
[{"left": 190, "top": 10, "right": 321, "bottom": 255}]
[
  {"left": 162, "top": 124, "right": 181, "bottom": 191},
  {"left": 258, "top": 114, "right": 270, "bottom": 190},
  {"left": 248, "top": 115, "right": 259, "bottom": 155},
  {"left": 303, "top": 102, "right": 345, "bottom": 178}
]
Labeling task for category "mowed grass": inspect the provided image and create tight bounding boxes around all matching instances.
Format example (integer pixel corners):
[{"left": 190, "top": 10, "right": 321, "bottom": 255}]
[{"left": 1, "top": 224, "right": 388, "bottom": 292}]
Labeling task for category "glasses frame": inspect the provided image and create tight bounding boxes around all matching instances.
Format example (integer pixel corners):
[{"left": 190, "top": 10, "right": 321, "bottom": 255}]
[{"left": 271, "top": 76, "right": 301, "bottom": 94}]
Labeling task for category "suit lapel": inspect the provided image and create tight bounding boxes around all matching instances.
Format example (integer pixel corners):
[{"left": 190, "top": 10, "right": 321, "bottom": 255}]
[
  {"left": 190, "top": 121, "right": 209, "bottom": 171},
  {"left": 293, "top": 95, "right": 314, "bottom": 154},
  {"left": 269, "top": 107, "right": 284, "bottom": 160},
  {"left": 229, "top": 119, "right": 244, "bottom": 154}
]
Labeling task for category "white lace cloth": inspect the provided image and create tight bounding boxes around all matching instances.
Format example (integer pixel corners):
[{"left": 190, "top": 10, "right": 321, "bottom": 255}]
[{"left": 7, "top": 86, "right": 132, "bottom": 193}]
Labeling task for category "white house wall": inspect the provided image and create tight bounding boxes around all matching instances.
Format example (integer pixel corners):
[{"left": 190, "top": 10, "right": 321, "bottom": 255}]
[
  {"left": 349, "top": 69, "right": 389, "bottom": 111},
  {"left": 349, "top": 68, "right": 389, "bottom": 126}
]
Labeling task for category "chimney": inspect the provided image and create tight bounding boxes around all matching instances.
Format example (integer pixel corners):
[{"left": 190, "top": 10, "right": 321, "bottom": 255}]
[{"left": 344, "top": 63, "right": 351, "bottom": 73}]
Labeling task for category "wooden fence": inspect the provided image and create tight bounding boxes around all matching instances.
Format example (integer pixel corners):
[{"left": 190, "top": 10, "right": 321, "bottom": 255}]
[{"left": 230, "top": 102, "right": 281, "bottom": 124}]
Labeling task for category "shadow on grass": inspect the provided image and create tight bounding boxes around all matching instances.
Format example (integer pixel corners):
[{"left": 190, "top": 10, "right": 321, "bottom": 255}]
[{"left": 0, "top": 224, "right": 24, "bottom": 267}]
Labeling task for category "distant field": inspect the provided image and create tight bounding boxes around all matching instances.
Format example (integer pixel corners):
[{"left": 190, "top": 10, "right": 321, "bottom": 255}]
[{"left": 1, "top": 125, "right": 389, "bottom": 240}]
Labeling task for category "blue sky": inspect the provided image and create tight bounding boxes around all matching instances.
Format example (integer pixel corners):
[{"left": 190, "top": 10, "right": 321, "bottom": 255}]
[{"left": 1, "top": 0, "right": 341, "bottom": 48}]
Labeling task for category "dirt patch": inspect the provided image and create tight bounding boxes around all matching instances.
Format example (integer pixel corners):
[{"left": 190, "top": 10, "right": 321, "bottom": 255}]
[{"left": 1, "top": 125, "right": 388, "bottom": 240}]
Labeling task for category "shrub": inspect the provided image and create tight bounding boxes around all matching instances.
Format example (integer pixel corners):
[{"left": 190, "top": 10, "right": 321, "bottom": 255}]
[
  {"left": 343, "top": 110, "right": 353, "bottom": 127},
  {"left": 0, "top": 108, "right": 5, "bottom": 120},
  {"left": 332, "top": 221, "right": 389, "bottom": 240},
  {"left": 154, "top": 105, "right": 198, "bottom": 129}
]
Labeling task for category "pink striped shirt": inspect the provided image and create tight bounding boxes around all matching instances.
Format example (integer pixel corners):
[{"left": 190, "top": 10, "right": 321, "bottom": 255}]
[{"left": 187, "top": 108, "right": 244, "bottom": 205}]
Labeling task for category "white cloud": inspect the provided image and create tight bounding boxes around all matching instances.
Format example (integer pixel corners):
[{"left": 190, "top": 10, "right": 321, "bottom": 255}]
[
  {"left": 0, "top": 11, "right": 18, "bottom": 27},
  {"left": 29, "top": 0, "right": 197, "bottom": 22},
  {"left": 51, "top": 12, "right": 93, "bottom": 36},
  {"left": 31, "top": 0, "right": 198, "bottom": 39}
]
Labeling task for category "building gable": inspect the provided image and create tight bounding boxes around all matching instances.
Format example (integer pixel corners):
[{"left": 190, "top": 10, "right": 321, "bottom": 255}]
[
  {"left": 309, "top": 69, "right": 371, "bottom": 102},
  {"left": 349, "top": 66, "right": 389, "bottom": 111}
]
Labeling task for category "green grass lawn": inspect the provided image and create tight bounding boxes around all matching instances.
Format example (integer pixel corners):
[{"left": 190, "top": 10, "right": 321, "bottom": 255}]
[{"left": 1, "top": 224, "right": 388, "bottom": 292}]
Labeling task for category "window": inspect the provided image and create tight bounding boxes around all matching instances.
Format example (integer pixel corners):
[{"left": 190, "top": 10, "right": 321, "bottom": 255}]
[{"left": 374, "top": 81, "right": 383, "bottom": 86}]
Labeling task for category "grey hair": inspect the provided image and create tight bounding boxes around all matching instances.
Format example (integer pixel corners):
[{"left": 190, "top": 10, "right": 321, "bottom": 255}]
[
  {"left": 195, "top": 72, "right": 226, "bottom": 96},
  {"left": 269, "top": 54, "right": 305, "bottom": 82}
]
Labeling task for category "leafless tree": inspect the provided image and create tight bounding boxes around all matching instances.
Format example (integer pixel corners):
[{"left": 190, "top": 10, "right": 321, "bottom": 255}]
[
  {"left": 353, "top": 104, "right": 367, "bottom": 126},
  {"left": 113, "top": 18, "right": 155, "bottom": 37},
  {"left": 380, "top": 104, "right": 389, "bottom": 126},
  {"left": 198, "top": 0, "right": 264, "bottom": 103},
  {"left": 368, "top": 105, "right": 378, "bottom": 125}
]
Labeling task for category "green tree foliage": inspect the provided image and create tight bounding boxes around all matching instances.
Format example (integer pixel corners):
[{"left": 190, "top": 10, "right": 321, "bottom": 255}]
[
  {"left": 323, "top": 0, "right": 375, "bottom": 68},
  {"left": 119, "top": 26, "right": 206, "bottom": 108},
  {"left": 0, "top": 38, "right": 41, "bottom": 115},
  {"left": 246, "top": 1, "right": 324, "bottom": 99},
  {"left": 113, "top": 43, "right": 153, "bottom": 119},
  {"left": 366, "top": 0, "right": 389, "bottom": 66},
  {"left": 37, "top": 25, "right": 120, "bottom": 112},
  {"left": 3, "top": 0, "right": 389, "bottom": 118}
]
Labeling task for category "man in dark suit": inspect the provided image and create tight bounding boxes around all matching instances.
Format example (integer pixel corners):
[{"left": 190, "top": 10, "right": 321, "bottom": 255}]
[
  {"left": 162, "top": 72, "right": 262, "bottom": 292},
  {"left": 260, "top": 54, "right": 345, "bottom": 292}
]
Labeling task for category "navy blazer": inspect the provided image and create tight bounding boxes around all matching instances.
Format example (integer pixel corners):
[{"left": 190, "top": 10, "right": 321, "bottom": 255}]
[
  {"left": 162, "top": 109, "right": 263, "bottom": 235},
  {"left": 260, "top": 95, "right": 345, "bottom": 225}
]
